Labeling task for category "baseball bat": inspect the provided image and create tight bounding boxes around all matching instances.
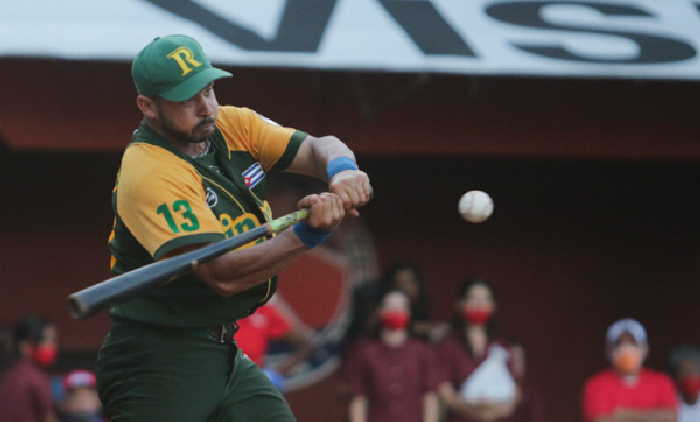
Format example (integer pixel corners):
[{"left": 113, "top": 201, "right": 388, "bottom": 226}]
[{"left": 67, "top": 209, "right": 309, "bottom": 319}]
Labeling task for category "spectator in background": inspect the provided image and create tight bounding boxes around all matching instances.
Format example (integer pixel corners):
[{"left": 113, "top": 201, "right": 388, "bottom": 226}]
[
  {"left": 344, "top": 262, "right": 441, "bottom": 353},
  {"left": 436, "top": 278, "right": 541, "bottom": 422},
  {"left": 343, "top": 277, "right": 383, "bottom": 353},
  {"left": 57, "top": 370, "right": 102, "bottom": 422},
  {"left": 381, "top": 263, "right": 436, "bottom": 341},
  {"left": 0, "top": 326, "right": 11, "bottom": 363},
  {"left": 234, "top": 298, "right": 313, "bottom": 390},
  {"left": 582, "top": 318, "right": 677, "bottom": 422},
  {"left": 0, "top": 314, "right": 58, "bottom": 422},
  {"left": 342, "top": 290, "right": 439, "bottom": 422},
  {"left": 669, "top": 345, "right": 700, "bottom": 422}
]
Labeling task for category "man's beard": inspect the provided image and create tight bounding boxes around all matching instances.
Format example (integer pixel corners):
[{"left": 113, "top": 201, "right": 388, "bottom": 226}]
[{"left": 157, "top": 109, "right": 215, "bottom": 144}]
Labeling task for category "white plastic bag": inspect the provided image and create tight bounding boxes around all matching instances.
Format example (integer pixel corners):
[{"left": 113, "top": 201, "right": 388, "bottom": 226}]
[{"left": 460, "top": 345, "right": 516, "bottom": 402}]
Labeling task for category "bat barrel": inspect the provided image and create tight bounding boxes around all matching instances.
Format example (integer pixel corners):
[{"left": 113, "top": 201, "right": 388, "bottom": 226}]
[
  {"left": 67, "top": 259, "right": 194, "bottom": 318},
  {"left": 68, "top": 290, "right": 104, "bottom": 319},
  {"left": 67, "top": 293, "right": 90, "bottom": 319}
]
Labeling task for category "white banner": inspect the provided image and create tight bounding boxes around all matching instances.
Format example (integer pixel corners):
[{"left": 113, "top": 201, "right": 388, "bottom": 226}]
[{"left": 2, "top": 0, "right": 700, "bottom": 79}]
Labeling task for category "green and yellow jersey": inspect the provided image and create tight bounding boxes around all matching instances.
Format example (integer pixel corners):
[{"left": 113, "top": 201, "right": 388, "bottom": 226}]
[{"left": 107, "top": 106, "right": 306, "bottom": 327}]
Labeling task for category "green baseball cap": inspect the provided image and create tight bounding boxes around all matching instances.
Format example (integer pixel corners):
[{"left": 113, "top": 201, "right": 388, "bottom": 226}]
[{"left": 132, "top": 34, "right": 232, "bottom": 102}]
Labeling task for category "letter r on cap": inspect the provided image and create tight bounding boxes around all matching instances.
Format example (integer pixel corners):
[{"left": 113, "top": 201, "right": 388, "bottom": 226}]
[{"left": 167, "top": 46, "right": 203, "bottom": 75}]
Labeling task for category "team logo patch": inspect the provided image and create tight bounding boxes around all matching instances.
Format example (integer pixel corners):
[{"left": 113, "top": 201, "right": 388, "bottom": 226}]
[
  {"left": 242, "top": 163, "right": 265, "bottom": 188},
  {"left": 206, "top": 186, "right": 218, "bottom": 208}
]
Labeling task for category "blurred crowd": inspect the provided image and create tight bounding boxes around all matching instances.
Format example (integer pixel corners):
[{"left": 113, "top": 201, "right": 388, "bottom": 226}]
[
  {"left": 334, "top": 263, "right": 700, "bottom": 422},
  {"left": 0, "top": 315, "right": 102, "bottom": 422},
  {"left": 339, "top": 265, "right": 541, "bottom": 422},
  {"left": 1, "top": 265, "right": 699, "bottom": 422}
]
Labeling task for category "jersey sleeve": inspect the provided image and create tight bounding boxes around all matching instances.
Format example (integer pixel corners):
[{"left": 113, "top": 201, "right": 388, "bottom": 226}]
[
  {"left": 582, "top": 375, "right": 614, "bottom": 422},
  {"left": 216, "top": 106, "right": 306, "bottom": 173},
  {"left": 419, "top": 344, "right": 440, "bottom": 393},
  {"left": 117, "top": 143, "right": 226, "bottom": 260},
  {"left": 30, "top": 374, "right": 53, "bottom": 420},
  {"left": 655, "top": 374, "right": 679, "bottom": 408},
  {"left": 435, "top": 339, "right": 459, "bottom": 387},
  {"left": 341, "top": 343, "right": 371, "bottom": 397}
]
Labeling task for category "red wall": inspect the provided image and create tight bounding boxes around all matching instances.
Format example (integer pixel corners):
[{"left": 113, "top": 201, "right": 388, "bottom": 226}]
[
  {"left": 2, "top": 59, "right": 700, "bottom": 159},
  {"left": 2, "top": 152, "right": 699, "bottom": 421},
  {"left": 358, "top": 157, "right": 700, "bottom": 421},
  {"left": 2, "top": 59, "right": 700, "bottom": 421}
]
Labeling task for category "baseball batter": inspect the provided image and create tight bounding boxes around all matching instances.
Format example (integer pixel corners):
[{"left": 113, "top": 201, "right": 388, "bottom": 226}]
[{"left": 95, "top": 34, "right": 372, "bottom": 422}]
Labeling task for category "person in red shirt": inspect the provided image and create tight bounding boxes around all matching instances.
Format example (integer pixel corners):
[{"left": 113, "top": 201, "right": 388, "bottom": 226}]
[
  {"left": 582, "top": 318, "right": 677, "bottom": 422},
  {"left": 0, "top": 315, "right": 59, "bottom": 422},
  {"left": 236, "top": 303, "right": 293, "bottom": 367},
  {"left": 234, "top": 299, "right": 312, "bottom": 387},
  {"left": 342, "top": 290, "right": 440, "bottom": 422}
]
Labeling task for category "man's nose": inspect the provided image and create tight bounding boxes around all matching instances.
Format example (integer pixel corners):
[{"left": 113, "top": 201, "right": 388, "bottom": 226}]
[{"left": 196, "top": 95, "right": 214, "bottom": 117}]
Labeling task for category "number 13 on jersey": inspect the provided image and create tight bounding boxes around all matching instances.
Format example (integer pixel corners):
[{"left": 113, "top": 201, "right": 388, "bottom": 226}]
[{"left": 156, "top": 200, "right": 200, "bottom": 233}]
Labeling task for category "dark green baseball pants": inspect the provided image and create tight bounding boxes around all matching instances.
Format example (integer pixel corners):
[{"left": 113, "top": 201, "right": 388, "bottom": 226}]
[{"left": 95, "top": 318, "right": 296, "bottom": 422}]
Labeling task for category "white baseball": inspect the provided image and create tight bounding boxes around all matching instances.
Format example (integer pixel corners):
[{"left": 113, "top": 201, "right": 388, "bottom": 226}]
[{"left": 459, "top": 191, "right": 494, "bottom": 223}]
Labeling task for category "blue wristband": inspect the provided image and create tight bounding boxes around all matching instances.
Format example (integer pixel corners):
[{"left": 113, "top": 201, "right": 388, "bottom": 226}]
[
  {"left": 326, "top": 157, "right": 358, "bottom": 180},
  {"left": 293, "top": 221, "right": 331, "bottom": 249}
]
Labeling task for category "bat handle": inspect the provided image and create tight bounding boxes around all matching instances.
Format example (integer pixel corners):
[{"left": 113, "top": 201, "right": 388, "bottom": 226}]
[{"left": 269, "top": 209, "right": 309, "bottom": 233}]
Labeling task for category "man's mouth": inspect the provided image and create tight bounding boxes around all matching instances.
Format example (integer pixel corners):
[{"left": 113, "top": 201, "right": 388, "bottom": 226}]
[{"left": 197, "top": 119, "right": 215, "bottom": 130}]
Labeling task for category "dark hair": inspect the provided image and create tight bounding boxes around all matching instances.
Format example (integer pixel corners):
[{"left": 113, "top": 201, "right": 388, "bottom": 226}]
[
  {"left": 380, "top": 262, "right": 431, "bottom": 322},
  {"left": 13, "top": 314, "right": 50, "bottom": 345},
  {"left": 451, "top": 277, "right": 497, "bottom": 356},
  {"left": 669, "top": 345, "right": 700, "bottom": 374},
  {"left": 1, "top": 315, "right": 51, "bottom": 373},
  {"left": 0, "top": 327, "right": 12, "bottom": 372},
  {"left": 342, "top": 278, "right": 384, "bottom": 353}
]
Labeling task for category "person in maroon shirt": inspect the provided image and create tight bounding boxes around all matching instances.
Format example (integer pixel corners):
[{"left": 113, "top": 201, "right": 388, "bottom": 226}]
[
  {"left": 342, "top": 290, "right": 440, "bottom": 422},
  {"left": 381, "top": 263, "right": 434, "bottom": 341},
  {"left": 582, "top": 318, "right": 677, "bottom": 422},
  {"left": 0, "top": 315, "right": 59, "bottom": 422},
  {"left": 436, "top": 279, "right": 542, "bottom": 422}
]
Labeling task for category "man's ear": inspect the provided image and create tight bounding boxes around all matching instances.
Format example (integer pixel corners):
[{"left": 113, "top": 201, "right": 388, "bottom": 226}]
[{"left": 136, "top": 95, "right": 158, "bottom": 120}]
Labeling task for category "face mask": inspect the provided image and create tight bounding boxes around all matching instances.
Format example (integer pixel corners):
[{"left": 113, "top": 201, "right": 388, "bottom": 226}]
[
  {"left": 613, "top": 347, "right": 643, "bottom": 375},
  {"left": 464, "top": 309, "right": 492, "bottom": 325},
  {"left": 380, "top": 311, "right": 409, "bottom": 330},
  {"left": 31, "top": 345, "right": 57, "bottom": 367},
  {"left": 680, "top": 375, "right": 700, "bottom": 399}
]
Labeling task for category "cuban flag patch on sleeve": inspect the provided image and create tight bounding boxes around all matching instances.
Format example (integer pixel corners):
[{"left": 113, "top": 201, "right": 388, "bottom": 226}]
[{"left": 242, "top": 162, "right": 265, "bottom": 188}]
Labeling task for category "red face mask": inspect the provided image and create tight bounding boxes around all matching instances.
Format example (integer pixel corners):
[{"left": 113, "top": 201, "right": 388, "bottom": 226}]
[
  {"left": 380, "top": 311, "right": 409, "bottom": 331},
  {"left": 681, "top": 376, "right": 700, "bottom": 399},
  {"left": 31, "top": 345, "right": 57, "bottom": 367},
  {"left": 464, "top": 309, "right": 492, "bottom": 325}
]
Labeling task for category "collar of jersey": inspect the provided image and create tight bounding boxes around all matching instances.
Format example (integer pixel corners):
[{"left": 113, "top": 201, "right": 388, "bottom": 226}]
[{"left": 132, "top": 122, "right": 266, "bottom": 217}]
